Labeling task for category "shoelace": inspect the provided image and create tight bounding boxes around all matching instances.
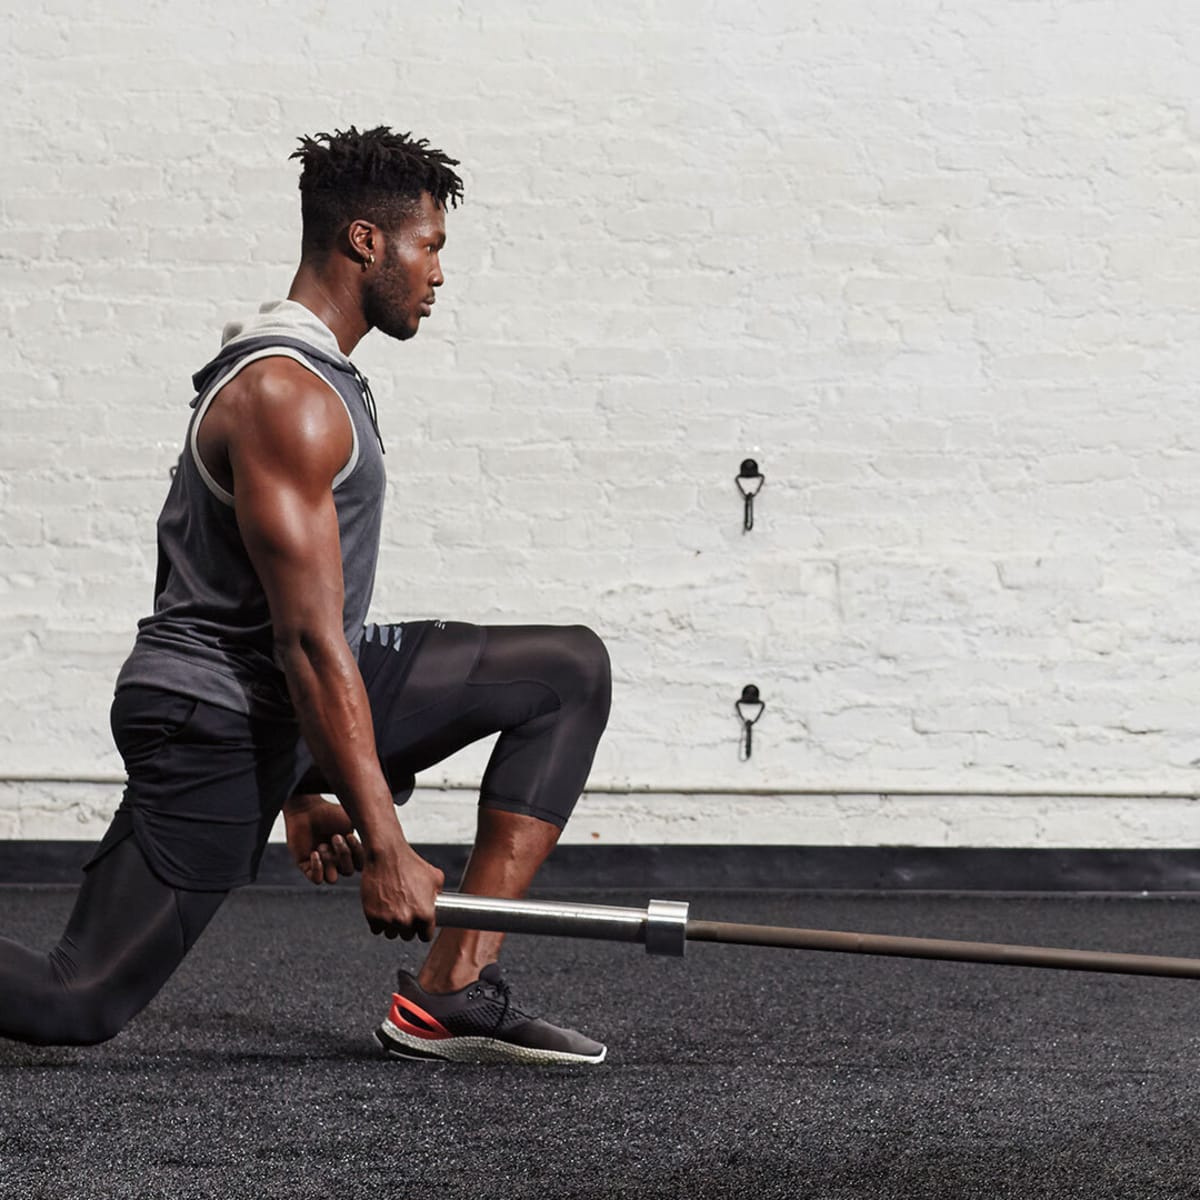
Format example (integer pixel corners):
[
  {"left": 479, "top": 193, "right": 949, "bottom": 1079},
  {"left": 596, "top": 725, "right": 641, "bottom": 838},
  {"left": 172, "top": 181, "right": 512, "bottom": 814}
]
[
  {"left": 350, "top": 363, "right": 386, "bottom": 456},
  {"left": 484, "top": 975, "right": 513, "bottom": 1032}
]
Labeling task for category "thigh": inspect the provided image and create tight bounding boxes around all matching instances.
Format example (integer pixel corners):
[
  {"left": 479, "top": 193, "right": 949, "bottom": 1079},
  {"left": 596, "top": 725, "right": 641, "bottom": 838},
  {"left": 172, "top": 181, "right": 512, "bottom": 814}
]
[
  {"left": 365, "top": 621, "right": 505, "bottom": 797},
  {"left": 110, "top": 686, "right": 302, "bottom": 890},
  {"left": 69, "top": 820, "right": 227, "bottom": 975},
  {"left": 292, "top": 620, "right": 475, "bottom": 798},
  {"left": 296, "top": 622, "right": 558, "bottom": 800}
]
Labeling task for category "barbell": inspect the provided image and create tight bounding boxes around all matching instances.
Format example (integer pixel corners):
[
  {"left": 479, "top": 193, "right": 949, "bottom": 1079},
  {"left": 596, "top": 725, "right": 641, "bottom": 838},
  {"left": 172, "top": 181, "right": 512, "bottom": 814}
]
[{"left": 434, "top": 892, "right": 1200, "bottom": 979}]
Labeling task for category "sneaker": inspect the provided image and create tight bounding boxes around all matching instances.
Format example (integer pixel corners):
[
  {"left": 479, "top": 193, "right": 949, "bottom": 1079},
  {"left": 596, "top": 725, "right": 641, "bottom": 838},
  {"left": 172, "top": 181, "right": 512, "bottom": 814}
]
[{"left": 375, "top": 963, "right": 607, "bottom": 1066}]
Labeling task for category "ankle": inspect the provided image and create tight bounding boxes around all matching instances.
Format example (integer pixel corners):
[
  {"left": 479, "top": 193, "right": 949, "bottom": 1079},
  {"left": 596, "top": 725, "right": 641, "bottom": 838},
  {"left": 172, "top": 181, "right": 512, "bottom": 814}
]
[{"left": 417, "top": 958, "right": 495, "bottom": 995}]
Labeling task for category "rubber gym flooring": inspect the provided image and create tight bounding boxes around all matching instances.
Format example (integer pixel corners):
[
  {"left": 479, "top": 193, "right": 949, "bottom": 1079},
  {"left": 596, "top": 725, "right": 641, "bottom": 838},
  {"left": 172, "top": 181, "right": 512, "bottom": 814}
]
[{"left": 2, "top": 885, "right": 1199, "bottom": 1199}]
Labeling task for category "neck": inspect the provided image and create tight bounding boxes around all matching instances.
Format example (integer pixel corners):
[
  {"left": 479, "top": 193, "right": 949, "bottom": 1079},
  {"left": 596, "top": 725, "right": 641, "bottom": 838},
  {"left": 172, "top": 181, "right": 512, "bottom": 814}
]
[{"left": 286, "top": 259, "right": 370, "bottom": 356}]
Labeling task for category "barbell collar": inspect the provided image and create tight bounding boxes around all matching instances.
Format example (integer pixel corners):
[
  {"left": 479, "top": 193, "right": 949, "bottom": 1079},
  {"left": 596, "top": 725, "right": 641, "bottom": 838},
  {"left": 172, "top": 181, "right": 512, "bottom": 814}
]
[{"left": 644, "top": 898, "right": 690, "bottom": 956}]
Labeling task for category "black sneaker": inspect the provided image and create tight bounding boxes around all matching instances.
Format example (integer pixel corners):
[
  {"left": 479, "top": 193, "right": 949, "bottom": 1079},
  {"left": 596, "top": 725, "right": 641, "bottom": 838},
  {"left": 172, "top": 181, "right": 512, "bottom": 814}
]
[{"left": 375, "top": 963, "right": 607, "bottom": 1066}]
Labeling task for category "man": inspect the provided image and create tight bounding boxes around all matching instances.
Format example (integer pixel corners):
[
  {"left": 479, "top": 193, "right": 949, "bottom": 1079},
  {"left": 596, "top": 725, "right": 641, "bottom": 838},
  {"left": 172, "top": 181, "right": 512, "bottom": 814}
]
[{"left": 0, "top": 126, "right": 611, "bottom": 1066}]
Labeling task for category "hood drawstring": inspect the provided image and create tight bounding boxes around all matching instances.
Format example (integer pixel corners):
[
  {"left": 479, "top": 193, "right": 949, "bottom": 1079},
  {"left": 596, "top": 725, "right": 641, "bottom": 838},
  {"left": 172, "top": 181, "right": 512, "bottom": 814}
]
[{"left": 350, "top": 363, "right": 386, "bottom": 456}]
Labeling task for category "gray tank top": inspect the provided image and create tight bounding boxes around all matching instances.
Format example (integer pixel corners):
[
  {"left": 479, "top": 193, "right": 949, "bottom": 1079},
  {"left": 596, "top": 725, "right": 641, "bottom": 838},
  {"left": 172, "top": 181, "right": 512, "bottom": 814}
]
[{"left": 117, "top": 303, "right": 387, "bottom": 718}]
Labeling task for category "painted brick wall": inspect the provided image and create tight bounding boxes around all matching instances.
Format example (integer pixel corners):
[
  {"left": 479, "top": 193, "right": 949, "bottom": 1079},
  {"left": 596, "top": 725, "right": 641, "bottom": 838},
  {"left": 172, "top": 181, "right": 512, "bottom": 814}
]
[{"left": 3, "top": 1, "right": 1200, "bottom": 845}]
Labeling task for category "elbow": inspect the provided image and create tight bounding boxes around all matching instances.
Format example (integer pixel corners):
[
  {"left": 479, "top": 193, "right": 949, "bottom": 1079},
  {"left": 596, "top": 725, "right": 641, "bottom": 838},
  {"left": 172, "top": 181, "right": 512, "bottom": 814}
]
[{"left": 273, "top": 624, "right": 349, "bottom": 676}]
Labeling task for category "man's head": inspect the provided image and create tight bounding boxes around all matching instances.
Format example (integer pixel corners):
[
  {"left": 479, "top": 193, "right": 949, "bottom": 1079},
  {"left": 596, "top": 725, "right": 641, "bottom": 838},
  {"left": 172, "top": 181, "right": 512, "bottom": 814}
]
[{"left": 291, "top": 126, "right": 464, "bottom": 340}]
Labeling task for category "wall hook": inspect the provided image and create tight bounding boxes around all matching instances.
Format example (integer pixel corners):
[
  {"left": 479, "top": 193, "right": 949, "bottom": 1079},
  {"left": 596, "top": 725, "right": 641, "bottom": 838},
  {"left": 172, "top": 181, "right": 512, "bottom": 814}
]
[
  {"left": 735, "top": 459, "right": 764, "bottom": 532},
  {"left": 736, "top": 684, "right": 765, "bottom": 760}
]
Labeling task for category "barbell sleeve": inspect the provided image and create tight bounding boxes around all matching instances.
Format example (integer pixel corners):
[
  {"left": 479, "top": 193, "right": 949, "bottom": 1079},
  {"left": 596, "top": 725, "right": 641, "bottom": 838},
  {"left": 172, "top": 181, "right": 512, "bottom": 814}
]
[
  {"left": 434, "top": 892, "right": 690, "bottom": 956},
  {"left": 434, "top": 892, "right": 1200, "bottom": 978}
]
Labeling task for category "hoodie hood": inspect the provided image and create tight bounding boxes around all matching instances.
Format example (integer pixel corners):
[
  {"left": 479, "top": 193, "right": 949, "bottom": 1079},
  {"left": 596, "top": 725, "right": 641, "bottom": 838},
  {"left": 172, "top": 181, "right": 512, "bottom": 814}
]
[{"left": 190, "top": 300, "right": 353, "bottom": 398}]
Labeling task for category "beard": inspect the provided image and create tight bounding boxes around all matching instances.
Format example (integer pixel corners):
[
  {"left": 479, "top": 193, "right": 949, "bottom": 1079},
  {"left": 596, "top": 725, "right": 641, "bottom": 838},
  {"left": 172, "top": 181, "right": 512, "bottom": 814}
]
[{"left": 363, "top": 259, "right": 420, "bottom": 342}]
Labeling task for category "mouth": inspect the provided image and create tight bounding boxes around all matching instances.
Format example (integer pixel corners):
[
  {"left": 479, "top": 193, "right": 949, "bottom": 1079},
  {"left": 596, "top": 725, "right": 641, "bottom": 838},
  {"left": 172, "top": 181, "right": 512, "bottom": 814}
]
[{"left": 418, "top": 298, "right": 434, "bottom": 317}]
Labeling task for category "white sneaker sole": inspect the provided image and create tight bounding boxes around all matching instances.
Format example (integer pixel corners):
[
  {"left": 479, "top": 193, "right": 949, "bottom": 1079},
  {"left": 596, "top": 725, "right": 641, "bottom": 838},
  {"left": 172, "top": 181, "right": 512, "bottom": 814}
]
[{"left": 375, "top": 1017, "right": 607, "bottom": 1066}]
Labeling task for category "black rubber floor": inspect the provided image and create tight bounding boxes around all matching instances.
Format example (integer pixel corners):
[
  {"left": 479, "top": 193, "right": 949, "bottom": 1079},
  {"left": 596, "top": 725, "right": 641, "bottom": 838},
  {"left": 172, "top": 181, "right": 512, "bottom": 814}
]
[{"left": 2, "top": 886, "right": 1200, "bottom": 1199}]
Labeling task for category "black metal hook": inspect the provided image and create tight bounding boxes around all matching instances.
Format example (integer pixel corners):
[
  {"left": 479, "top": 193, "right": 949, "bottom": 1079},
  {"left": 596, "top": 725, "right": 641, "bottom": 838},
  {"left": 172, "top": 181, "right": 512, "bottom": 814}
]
[
  {"left": 735, "top": 459, "right": 764, "bottom": 532},
  {"left": 736, "top": 684, "right": 765, "bottom": 760}
]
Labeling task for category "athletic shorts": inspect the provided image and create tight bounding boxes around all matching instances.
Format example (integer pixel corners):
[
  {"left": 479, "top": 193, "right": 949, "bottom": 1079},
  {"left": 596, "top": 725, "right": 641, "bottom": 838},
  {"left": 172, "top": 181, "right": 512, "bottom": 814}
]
[{"left": 95, "top": 619, "right": 483, "bottom": 891}]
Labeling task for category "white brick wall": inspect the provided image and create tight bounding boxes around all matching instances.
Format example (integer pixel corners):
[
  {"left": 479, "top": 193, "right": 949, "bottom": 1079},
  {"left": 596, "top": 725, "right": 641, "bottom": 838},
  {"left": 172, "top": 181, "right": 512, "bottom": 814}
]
[{"left": 3, "top": 0, "right": 1200, "bottom": 846}]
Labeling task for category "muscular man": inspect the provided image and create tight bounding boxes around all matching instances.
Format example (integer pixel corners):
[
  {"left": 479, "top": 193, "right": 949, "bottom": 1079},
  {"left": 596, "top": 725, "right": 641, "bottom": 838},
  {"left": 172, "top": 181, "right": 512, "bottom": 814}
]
[{"left": 0, "top": 126, "right": 611, "bottom": 1065}]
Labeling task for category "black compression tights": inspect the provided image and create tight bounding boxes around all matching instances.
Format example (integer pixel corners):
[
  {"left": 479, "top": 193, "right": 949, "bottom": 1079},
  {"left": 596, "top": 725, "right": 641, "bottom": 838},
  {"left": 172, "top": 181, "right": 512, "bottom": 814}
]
[{"left": 0, "top": 829, "right": 226, "bottom": 1045}]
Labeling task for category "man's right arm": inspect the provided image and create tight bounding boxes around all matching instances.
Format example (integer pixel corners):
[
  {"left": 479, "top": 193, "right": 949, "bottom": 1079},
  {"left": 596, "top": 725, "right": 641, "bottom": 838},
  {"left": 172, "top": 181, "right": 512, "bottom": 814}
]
[{"left": 216, "top": 360, "right": 443, "bottom": 938}]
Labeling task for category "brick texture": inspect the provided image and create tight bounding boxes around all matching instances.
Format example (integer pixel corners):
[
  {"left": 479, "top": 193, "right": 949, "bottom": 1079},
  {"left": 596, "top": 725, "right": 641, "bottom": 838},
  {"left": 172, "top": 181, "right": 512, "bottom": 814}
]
[{"left": 3, "top": 1, "right": 1199, "bottom": 842}]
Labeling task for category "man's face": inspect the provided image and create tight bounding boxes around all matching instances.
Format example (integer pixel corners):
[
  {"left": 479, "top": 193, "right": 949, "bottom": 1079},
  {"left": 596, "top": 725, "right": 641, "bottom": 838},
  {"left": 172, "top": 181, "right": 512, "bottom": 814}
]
[{"left": 364, "top": 191, "right": 446, "bottom": 341}]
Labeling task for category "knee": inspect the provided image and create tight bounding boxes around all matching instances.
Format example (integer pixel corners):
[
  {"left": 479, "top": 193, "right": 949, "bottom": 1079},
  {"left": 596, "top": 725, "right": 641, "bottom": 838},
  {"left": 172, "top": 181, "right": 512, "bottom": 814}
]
[
  {"left": 559, "top": 625, "right": 612, "bottom": 709},
  {"left": 37, "top": 986, "right": 129, "bottom": 1047}
]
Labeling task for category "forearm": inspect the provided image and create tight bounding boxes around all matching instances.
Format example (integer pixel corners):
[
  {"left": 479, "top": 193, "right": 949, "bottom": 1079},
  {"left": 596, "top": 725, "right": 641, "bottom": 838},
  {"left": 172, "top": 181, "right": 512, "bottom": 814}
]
[{"left": 277, "top": 632, "right": 405, "bottom": 856}]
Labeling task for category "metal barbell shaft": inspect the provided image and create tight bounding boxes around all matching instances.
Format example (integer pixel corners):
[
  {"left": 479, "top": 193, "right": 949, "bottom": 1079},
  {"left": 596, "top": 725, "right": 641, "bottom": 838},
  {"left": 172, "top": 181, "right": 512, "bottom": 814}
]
[
  {"left": 684, "top": 920, "right": 1200, "bottom": 979},
  {"left": 434, "top": 893, "right": 1200, "bottom": 978},
  {"left": 435, "top": 893, "right": 691, "bottom": 955}
]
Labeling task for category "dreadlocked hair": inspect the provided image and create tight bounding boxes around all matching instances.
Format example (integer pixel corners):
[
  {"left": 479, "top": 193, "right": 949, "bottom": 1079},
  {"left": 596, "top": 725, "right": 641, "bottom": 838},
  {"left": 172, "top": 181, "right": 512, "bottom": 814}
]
[{"left": 290, "top": 125, "right": 464, "bottom": 256}]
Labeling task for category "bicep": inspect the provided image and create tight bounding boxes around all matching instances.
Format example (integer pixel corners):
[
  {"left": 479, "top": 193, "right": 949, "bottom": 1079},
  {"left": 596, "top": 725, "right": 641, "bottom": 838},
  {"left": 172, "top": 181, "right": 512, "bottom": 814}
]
[
  {"left": 235, "top": 466, "right": 344, "bottom": 635},
  {"left": 226, "top": 380, "right": 352, "bottom": 640}
]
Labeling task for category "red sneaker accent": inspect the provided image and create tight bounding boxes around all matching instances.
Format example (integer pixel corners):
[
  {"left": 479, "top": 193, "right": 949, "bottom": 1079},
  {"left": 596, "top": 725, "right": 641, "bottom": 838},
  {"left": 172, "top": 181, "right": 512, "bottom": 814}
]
[{"left": 388, "top": 993, "right": 453, "bottom": 1041}]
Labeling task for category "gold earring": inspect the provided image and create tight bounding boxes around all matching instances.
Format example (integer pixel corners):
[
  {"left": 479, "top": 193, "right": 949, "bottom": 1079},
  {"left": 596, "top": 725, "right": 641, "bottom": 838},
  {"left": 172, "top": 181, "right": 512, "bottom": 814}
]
[{"left": 362, "top": 252, "right": 375, "bottom": 271}]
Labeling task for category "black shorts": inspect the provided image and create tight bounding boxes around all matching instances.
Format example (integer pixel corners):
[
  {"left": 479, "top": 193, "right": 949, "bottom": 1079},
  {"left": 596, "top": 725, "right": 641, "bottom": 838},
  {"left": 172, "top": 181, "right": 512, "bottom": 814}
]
[{"left": 98, "top": 619, "right": 483, "bottom": 891}]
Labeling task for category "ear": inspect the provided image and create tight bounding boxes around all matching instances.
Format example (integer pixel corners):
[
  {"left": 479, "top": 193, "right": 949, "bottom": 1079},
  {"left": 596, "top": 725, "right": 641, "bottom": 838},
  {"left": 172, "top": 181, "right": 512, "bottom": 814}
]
[{"left": 346, "top": 219, "right": 378, "bottom": 265}]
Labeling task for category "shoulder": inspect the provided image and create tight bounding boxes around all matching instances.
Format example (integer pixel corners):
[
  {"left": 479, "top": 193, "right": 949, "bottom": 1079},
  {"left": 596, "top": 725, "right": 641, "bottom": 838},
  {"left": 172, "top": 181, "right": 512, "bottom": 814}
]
[
  {"left": 219, "top": 353, "right": 344, "bottom": 423},
  {"left": 218, "top": 354, "right": 352, "bottom": 482}
]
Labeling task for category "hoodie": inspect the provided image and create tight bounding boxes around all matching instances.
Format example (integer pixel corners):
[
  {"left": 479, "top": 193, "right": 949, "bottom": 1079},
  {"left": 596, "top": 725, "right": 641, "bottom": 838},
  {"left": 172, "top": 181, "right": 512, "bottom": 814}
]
[{"left": 115, "top": 301, "right": 387, "bottom": 718}]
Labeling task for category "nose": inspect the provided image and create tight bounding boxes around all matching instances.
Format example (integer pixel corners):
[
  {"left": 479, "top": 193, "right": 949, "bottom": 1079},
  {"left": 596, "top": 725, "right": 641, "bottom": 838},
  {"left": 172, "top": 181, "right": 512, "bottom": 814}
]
[{"left": 430, "top": 253, "right": 444, "bottom": 289}]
